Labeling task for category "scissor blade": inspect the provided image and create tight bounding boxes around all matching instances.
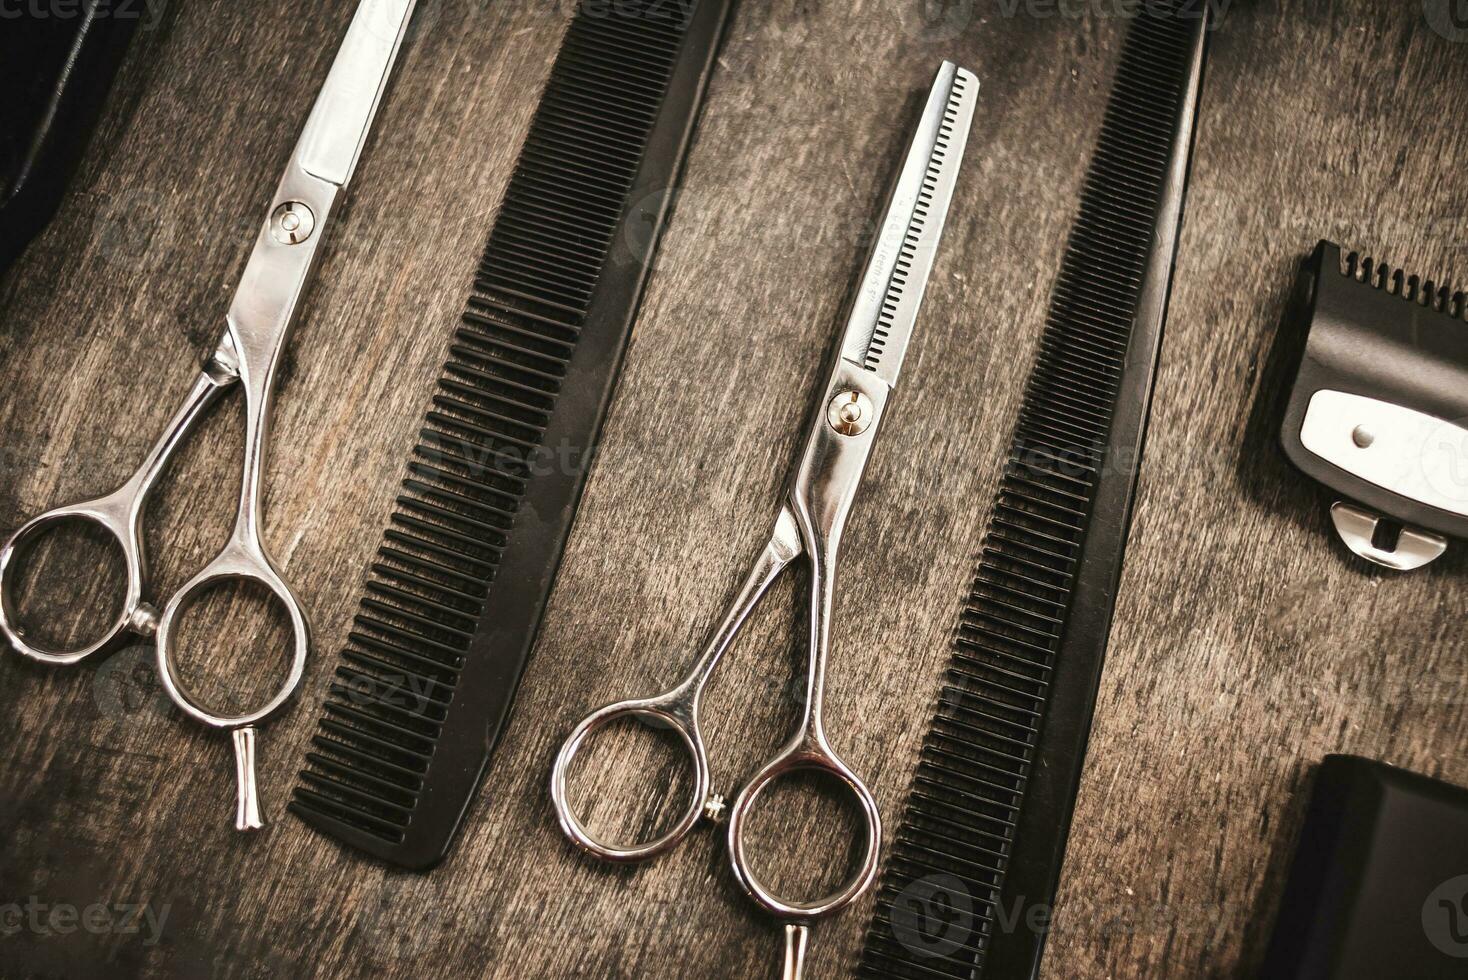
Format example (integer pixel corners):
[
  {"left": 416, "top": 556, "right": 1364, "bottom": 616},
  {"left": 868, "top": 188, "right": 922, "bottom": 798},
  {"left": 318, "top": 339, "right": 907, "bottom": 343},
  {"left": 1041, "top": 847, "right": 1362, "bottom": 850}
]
[
  {"left": 840, "top": 61, "right": 977, "bottom": 387},
  {"left": 295, "top": 0, "right": 417, "bottom": 188}
]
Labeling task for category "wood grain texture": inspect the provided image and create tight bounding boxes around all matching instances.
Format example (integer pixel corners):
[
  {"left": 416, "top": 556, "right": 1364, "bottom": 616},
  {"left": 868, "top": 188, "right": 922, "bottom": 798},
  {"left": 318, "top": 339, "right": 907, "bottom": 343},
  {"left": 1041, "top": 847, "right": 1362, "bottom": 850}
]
[{"left": 2, "top": 0, "right": 1467, "bottom": 977}]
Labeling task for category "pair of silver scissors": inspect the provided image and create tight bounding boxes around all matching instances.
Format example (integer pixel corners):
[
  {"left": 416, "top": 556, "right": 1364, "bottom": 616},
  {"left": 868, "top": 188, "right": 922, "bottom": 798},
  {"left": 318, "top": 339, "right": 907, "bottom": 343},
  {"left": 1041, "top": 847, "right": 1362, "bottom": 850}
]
[
  {"left": 551, "top": 61, "right": 977, "bottom": 978},
  {"left": 0, "top": 0, "right": 418, "bottom": 830}
]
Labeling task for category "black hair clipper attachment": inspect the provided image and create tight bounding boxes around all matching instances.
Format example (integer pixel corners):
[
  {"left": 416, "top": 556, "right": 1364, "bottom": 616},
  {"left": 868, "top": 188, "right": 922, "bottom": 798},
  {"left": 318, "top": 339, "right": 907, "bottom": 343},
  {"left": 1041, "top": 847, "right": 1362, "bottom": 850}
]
[{"left": 1281, "top": 240, "right": 1468, "bottom": 570}]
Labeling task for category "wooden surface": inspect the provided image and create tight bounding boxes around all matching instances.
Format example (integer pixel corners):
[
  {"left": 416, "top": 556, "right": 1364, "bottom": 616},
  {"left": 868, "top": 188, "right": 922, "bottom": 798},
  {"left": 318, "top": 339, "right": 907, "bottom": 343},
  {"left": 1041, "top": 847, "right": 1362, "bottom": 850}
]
[{"left": 4, "top": 0, "right": 1468, "bottom": 976}]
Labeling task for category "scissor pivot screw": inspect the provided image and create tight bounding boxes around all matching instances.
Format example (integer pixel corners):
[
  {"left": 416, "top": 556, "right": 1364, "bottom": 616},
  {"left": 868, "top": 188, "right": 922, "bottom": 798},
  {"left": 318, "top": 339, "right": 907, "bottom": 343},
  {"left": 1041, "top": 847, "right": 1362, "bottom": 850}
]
[
  {"left": 270, "top": 202, "right": 316, "bottom": 245},
  {"left": 128, "top": 602, "right": 161, "bottom": 638},
  {"left": 827, "top": 390, "right": 874, "bottom": 436},
  {"left": 703, "top": 793, "right": 727, "bottom": 824}
]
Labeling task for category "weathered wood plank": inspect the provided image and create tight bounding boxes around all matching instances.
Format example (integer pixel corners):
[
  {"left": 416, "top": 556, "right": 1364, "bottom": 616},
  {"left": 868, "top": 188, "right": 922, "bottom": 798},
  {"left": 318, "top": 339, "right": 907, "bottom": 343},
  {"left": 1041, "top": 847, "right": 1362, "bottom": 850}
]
[{"left": 2, "top": 1, "right": 1467, "bottom": 977}]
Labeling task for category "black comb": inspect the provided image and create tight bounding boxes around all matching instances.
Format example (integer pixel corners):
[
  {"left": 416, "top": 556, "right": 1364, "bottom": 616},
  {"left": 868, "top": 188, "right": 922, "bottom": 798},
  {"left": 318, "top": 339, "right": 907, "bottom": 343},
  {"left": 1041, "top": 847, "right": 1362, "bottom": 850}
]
[
  {"left": 858, "top": 5, "right": 1208, "bottom": 977},
  {"left": 289, "top": 0, "right": 736, "bottom": 869}
]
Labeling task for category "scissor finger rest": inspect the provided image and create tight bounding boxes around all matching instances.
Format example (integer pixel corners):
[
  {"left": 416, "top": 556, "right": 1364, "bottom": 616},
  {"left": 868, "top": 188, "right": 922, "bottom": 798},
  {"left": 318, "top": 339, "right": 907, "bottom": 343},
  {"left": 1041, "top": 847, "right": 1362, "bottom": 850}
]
[
  {"left": 727, "top": 740, "right": 882, "bottom": 921},
  {"left": 0, "top": 500, "right": 148, "bottom": 665},
  {"left": 156, "top": 543, "right": 309, "bottom": 830},
  {"left": 551, "top": 693, "right": 712, "bottom": 863}
]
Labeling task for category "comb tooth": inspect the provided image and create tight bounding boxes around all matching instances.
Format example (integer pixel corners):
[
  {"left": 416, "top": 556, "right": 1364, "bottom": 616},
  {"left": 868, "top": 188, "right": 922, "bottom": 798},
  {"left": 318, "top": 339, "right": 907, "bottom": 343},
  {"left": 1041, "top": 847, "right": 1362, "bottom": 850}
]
[
  {"left": 289, "top": 789, "right": 410, "bottom": 842},
  {"left": 310, "top": 734, "right": 425, "bottom": 784},
  {"left": 317, "top": 719, "right": 432, "bottom": 767},
  {"left": 323, "top": 702, "right": 440, "bottom": 750},
  {"left": 347, "top": 633, "right": 459, "bottom": 682},
  {"left": 340, "top": 651, "right": 451, "bottom": 702},
  {"left": 291, "top": 0, "right": 725, "bottom": 863},
  {"left": 298, "top": 769, "right": 417, "bottom": 818},
  {"left": 327, "top": 681, "right": 447, "bottom": 730},
  {"left": 335, "top": 663, "right": 451, "bottom": 712},
  {"left": 859, "top": 4, "right": 1202, "bottom": 975},
  {"left": 1346, "top": 250, "right": 1359, "bottom": 277},
  {"left": 304, "top": 750, "right": 420, "bottom": 800}
]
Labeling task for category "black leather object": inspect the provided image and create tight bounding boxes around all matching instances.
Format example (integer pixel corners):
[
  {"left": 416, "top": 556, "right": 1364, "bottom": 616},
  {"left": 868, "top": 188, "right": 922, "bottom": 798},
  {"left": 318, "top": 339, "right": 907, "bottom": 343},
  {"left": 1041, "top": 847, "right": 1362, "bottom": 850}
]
[
  {"left": 1262, "top": 756, "right": 1468, "bottom": 979},
  {"left": 0, "top": 1, "right": 143, "bottom": 277}
]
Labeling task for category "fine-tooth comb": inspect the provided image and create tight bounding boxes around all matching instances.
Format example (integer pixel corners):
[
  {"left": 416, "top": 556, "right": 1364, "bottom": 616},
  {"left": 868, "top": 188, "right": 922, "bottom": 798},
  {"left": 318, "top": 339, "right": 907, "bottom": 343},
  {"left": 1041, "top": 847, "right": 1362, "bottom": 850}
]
[
  {"left": 857, "top": 4, "right": 1209, "bottom": 978},
  {"left": 289, "top": 0, "right": 737, "bottom": 869},
  {"left": 1281, "top": 240, "right": 1468, "bottom": 571}
]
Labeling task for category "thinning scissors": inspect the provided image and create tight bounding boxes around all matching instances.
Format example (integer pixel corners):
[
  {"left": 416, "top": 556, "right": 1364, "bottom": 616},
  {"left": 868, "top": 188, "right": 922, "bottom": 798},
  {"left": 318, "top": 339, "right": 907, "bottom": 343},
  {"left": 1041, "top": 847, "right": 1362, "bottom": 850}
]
[
  {"left": 551, "top": 62, "right": 977, "bottom": 978},
  {"left": 0, "top": 0, "right": 417, "bottom": 830}
]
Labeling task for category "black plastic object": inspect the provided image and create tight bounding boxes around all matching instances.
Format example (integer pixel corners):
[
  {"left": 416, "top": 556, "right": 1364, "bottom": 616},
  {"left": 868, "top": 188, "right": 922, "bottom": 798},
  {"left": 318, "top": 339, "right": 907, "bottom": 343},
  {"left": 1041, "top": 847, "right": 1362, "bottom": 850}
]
[
  {"left": 1261, "top": 755, "right": 1468, "bottom": 979},
  {"left": 0, "top": 0, "right": 145, "bottom": 277},
  {"left": 289, "top": 0, "right": 736, "bottom": 869},
  {"left": 1280, "top": 241, "right": 1468, "bottom": 539},
  {"left": 857, "top": 6, "right": 1208, "bottom": 978}
]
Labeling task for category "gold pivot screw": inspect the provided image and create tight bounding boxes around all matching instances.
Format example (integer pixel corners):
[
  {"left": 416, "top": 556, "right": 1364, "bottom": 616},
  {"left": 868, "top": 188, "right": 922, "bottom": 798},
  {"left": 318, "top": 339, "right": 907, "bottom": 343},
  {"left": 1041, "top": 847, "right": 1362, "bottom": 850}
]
[{"left": 827, "top": 390, "right": 874, "bottom": 436}]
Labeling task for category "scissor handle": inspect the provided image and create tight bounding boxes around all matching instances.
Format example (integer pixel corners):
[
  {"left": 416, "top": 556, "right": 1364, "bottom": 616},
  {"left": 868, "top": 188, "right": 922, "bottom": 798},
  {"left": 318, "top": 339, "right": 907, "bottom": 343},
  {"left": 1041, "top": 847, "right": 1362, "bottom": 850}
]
[
  {"left": 550, "top": 689, "right": 712, "bottom": 863},
  {"left": 155, "top": 541, "right": 309, "bottom": 728},
  {"left": 0, "top": 497, "right": 147, "bottom": 665},
  {"left": 727, "top": 732, "right": 882, "bottom": 921},
  {"left": 0, "top": 366, "right": 234, "bottom": 665},
  {"left": 552, "top": 509, "right": 803, "bottom": 862},
  {"left": 155, "top": 537, "right": 309, "bottom": 830}
]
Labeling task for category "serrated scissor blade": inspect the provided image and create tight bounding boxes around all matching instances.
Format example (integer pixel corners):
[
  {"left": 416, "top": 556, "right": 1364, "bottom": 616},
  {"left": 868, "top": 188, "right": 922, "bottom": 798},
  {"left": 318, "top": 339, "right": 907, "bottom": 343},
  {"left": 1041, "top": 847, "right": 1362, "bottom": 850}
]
[{"left": 840, "top": 61, "right": 977, "bottom": 386}]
